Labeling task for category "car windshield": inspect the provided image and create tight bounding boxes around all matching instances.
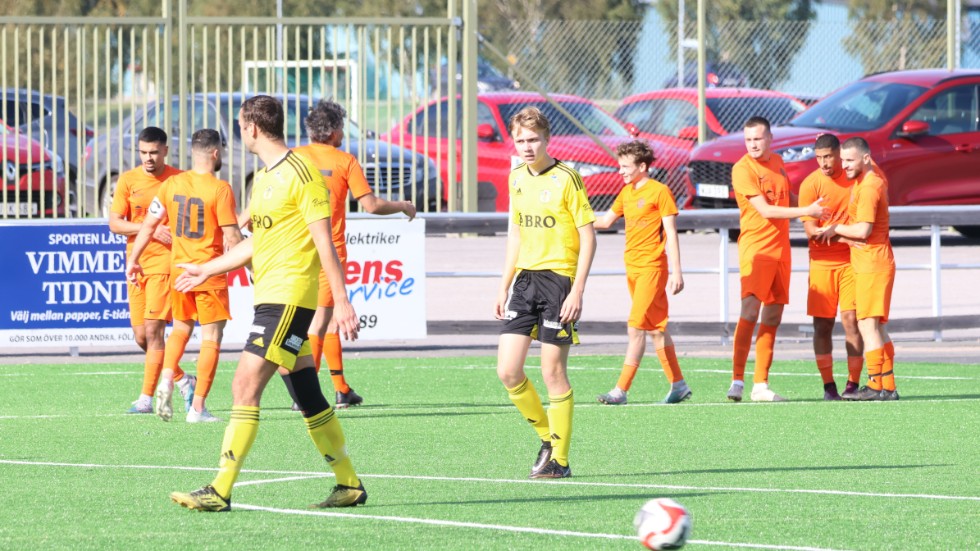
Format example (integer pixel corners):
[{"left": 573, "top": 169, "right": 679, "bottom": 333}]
[
  {"left": 497, "top": 101, "right": 630, "bottom": 137},
  {"left": 706, "top": 97, "right": 805, "bottom": 133},
  {"left": 789, "top": 81, "right": 928, "bottom": 131}
]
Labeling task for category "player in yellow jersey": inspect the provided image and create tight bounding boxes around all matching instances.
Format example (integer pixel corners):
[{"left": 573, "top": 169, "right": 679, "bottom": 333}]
[
  {"left": 108, "top": 127, "right": 193, "bottom": 414},
  {"left": 168, "top": 95, "right": 365, "bottom": 511},
  {"left": 798, "top": 134, "right": 864, "bottom": 400},
  {"left": 126, "top": 129, "right": 243, "bottom": 423},
  {"left": 594, "top": 140, "right": 690, "bottom": 405},
  {"left": 494, "top": 107, "right": 596, "bottom": 479}
]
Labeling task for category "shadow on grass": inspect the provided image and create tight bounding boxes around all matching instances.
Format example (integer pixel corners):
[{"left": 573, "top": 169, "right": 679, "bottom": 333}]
[{"left": 592, "top": 463, "right": 952, "bottom": 479}]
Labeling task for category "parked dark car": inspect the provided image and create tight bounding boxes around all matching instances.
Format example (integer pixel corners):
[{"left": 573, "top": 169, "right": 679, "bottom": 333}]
[
  {"left": 2, "top": 89, "right": 93, "bottom": 187},
  {"left": 83, "top": 93, "right": 440, "bottom": 216}
]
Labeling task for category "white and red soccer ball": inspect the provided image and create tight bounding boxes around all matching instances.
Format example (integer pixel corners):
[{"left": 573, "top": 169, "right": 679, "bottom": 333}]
[{"left": 634, "top": 498, "right": 691, "bottom": 550}]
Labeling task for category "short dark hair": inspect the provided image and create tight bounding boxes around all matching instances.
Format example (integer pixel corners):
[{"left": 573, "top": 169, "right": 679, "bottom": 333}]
[
  {"left": 841, "top": 136, "right": 871, "bottom": 155},
  {"left": 814, "top": 133, "right": 840, "bottom": 151},
  {"left": 615, "top": 140, "right": 655, "bottom": 167},
  {"left": 138, "top": 126, "right": 168, "bottom": 145},
  {"left": 509, "top": 106, "right": 551, "bottom": 139},
  {"left": 240, "top": 95, "right": 284, "bottom": 141},
  {"left": 191, "top": 128, "right": 221, "bottom": 152},
  {"left": 744, "top": 116, "right": 771, "bottom": 134},
  {"left": 306, "top": 100, "right": 346, "bottom": 144}
]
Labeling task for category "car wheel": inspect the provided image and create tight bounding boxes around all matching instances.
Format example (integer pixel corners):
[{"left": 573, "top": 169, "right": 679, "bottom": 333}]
[
  {"left": 954, "top": 226, "right": 980, "bottom": 240},
  {"left": 99, "top": 173, "right": 119, "bottom": 218}
]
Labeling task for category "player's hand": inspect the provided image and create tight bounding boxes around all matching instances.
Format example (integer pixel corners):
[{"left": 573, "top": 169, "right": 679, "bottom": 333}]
[
  {"left": 559, "top": 290, "right": 584, "bottom": 324},
  {"left": 402, "top": 201, "right": 417, "bottom": 221},
  {"left": 333, "top": 300, "right": 359, "bottom": 341},
  {"left": 493, "top": 289, "right": 509, "bottom": 320},
  {"left": 814, "top": 224, "right": 837, "bottom": 244},
  {"left": 153, "top": 224, "right": 173, "bottom": 245},
  {"left": 125, "top": 261, "right": 144, "bottom": 284},
  {"left": 174, "top": 263, "right": 207, "bottom": 292},
  {"left": 668, "top": 273, "right": 685, "bottom": 295},
  {"left": 807, "top": 198, "right": 831, "bottom": 221}
]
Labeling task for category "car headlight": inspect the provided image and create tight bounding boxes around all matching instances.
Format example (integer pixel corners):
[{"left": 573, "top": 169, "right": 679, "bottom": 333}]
[
  {"left": 562, "top": 161, "right": 617, "bottom": 178},
  {"left": 777, "top": 146, "right": 815, "bottom": 163},
  {"left": 52, "top": 154, "right": 65, "bottom": 176},
  {"left": 4, "top": 161, "right": 16, "bottom": 183}
]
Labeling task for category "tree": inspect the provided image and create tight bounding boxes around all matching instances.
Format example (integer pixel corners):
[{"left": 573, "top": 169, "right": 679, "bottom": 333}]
[
  {"left": 843, "top": 0, "right": 952, "bottom": 73},
  {"left": 655, "top": 0, "right": 816, "bottom": 90}
]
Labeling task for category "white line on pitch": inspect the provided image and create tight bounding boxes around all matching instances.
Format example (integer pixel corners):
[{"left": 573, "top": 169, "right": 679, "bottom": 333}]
[
  {"left": 1, "top": 459, "right": 976, "bottom": 502},
  {"left": 233, "top": 503, "right": 848, "bottom": 551},
  {"left": 0, "top": 371, "right": 142, "bottom": 377}
]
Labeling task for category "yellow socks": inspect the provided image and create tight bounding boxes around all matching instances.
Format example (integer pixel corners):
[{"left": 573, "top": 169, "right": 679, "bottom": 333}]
[
  {"left": 211, "top": 406, "right": 260, "bottom": 498},
  {"left": 547, "top": 389, "right": 574, "bottom": 467},
  {"left": 305, "top": 407, "right": 359, "bottom": 487},
  {"left": 506, "top": 377, "right": 550, "bottom": 442}
]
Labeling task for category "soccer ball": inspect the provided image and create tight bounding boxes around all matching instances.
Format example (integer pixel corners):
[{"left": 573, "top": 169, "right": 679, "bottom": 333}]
[{"left": 634, "top": 498, "right": 691, "bottom": 550}]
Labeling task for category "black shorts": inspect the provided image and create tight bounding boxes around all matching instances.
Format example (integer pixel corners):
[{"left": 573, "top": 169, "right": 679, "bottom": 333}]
[
  {"left": 243, "top": 304, "right": 316, "bottom": 370},
  {"left": 501, "top": 270, "right": 579, "bottom": 346}
]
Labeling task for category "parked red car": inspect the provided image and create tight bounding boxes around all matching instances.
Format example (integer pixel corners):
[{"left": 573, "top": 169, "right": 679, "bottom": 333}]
[
  {"left": 687, "top": 69, "right": 980, "bottom": 237},
  {"left": 1, "top": 120, "right": 67, "bottom": 217},
  {"left": 614, "top": 87, "right": 806, "bottom": 152},
  {"left": 384, "top": 92, "right": 689, "bottom": 211}
]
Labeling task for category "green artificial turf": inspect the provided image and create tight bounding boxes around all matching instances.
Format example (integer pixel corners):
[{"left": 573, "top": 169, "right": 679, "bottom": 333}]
[{"left": 0, "top": 355, "right": 977, "bottom": 550}]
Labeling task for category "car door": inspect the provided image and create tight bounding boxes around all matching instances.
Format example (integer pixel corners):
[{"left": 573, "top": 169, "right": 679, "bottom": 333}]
[{"left": 884, "top": 83, "right": 980, "bottom": 205}]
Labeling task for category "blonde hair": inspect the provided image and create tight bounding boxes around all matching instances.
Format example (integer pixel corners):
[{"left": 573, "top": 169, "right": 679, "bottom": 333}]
[{"left": 508, "top": 106, "right": 551, "bottom": 139}]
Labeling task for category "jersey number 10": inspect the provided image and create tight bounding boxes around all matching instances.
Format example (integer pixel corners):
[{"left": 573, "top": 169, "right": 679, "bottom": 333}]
[{"left": 174, "top": 194, "right": 205, "bottom": 239}]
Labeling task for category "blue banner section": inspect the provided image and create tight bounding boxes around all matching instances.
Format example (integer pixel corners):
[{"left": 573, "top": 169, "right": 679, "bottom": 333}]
[{"left": 0, "top": 220, "right": 131, "bottom": 331}]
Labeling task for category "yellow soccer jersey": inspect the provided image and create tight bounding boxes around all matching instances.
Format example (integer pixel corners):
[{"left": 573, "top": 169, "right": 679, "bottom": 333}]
[
  {"left": 509, "top": 161, "right": 596, "bottom": 278},
  {"left": 249, "top": 151, "right": 330, "bottom": 308}
]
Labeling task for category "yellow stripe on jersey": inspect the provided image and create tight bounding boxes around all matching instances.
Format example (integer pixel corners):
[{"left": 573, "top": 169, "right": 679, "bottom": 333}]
[
  {"left": 250, "top": 151, "right": 330, "bottom": 308},
  {"left": 509, "top": 161, "right": 596, "bottom": 278}
]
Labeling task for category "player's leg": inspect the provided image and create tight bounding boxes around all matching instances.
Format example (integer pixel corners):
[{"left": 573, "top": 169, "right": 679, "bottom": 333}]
[
  {"left": 323, "top": 310, "right": 361, "bottom": 408},
  {"left": 184, "top": 289, "right": 231, "bottom": 422},
  {"left": 156, "top": 317, "right": 195, "bottom": 422},
  {"left": 599, "top": 273, "right": 645, "bottom": 405},
  {"left": 812, "top": 317, "right": 839, "bottom": 400},
  {"left": 653, "top": 330, "right": 691, "bottom": 404},
  {"left": 750, "top": 302, "right": 785, "bottom": 402},
  {"left": 877, "top": 269, "right": 897, "bottom": 399},
  {"left": 729, "top": 293, "right": 761, "bottom": 401},
  {"left": 854, "top": 271, "right": 888, "bottom": 400},
  {"left": 809, "top": 265, "right": 841, "bottom": 399},
  {"left": 839, "top": 309, "right": 864, "bottom": 399},
  {"left": 125, "top": 280, "right": 154, "bottom": 413},
  {"left": 536, "top": 341, "right": 573, "bottom": 479}
]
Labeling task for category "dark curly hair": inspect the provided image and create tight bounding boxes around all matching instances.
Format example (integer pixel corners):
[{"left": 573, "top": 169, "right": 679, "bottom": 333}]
[
  {"left": 615, "top": 140, "right": 656, "bottom": 167},
  {"left": 305, "top": 100, "right": 346, "bottom": 144}
]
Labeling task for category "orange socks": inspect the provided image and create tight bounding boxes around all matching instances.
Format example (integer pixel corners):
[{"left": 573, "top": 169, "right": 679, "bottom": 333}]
[
  {"left": 196, "top": 340, "right": 220, "bottom": 398},
  {"left": 865, "top": 347, "right": 884, "bottom": 391},
  {"left": 847, "top": 355, "right": 864, "bottom": 385},
  {"left": 753, "top": 324, "right": 778, "bottom": 384},
  {"left": 732, "top": 318, "right": 756, "bottom": 381},
  {"left": 308, "top": 333, "right": 323, "bottom": 374},
  {"left": 815, "top": 353, "right": 835, "bottom": 385},
  {"left": 164, "top": 328, "right": 191, "bottom": 374},
  {"left": 324, "top": 333, "right": 349, "bottom": 393},
  {"left": 881, "top": 341, "right": 896, "bottom": 391},
  {"left": 656, "top": 346, "right": 683, "bottom": 384},
  {"left": 616, "top": 363, "right": 639, "bottom": 391},
  {"left": 141, "top": 349, "right": 165, "bottom": 396}
]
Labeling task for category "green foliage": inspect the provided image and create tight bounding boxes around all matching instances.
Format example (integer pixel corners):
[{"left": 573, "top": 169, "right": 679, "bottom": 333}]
[
  {"left": 654, "top": 0, "right": 816, "bottom": 90},
  {"left": 843, "top": 0, "right": 951, "bottom": 73}
]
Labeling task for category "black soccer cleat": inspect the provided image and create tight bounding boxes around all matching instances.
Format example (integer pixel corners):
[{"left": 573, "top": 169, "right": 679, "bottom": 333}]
[
  {"left": 879, "top": 389, "right": 900, "bottom": 401},
  {"left": 854, "top": 385, "right": 884, "bottom": 401},
  {"left": 823, "top": 382, "right": 842, "bottom": 401},
  {"left": 840, "top": 382, "right": 861, "bottom": 401},
  {"left": 335, "top": 388, "right": 364, "bottom": 409},
  {"left": 529, "top": 459, "right": 571, "bottom": 479},
  {"left": 530, "top": 441, "right": 552, "bottom": 477},
  {"left": 313, "top": 482, "right": 368, "bottom": 508}
]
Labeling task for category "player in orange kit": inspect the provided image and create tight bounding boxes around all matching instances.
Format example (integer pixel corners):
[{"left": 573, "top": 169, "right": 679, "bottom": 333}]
[
  {"left": 798, "top": 133, "right": 864, "bottom": 400},
  {"left": 126, "top": 129, "right": 243, "bottom": 421},
  {"left": 815, "top": 137, "right": 898, "bottom": 401},
  {"left": 109, "top": 127, "right": 193, "bottom": 414},
  {"left": 728, "top": 116, "right": 829, "bottom": 402}
]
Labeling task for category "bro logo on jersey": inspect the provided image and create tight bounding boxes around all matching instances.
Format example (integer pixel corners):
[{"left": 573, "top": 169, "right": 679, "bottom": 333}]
[{"left": 148, "top": 197, "right": 165, "bottom": 217}]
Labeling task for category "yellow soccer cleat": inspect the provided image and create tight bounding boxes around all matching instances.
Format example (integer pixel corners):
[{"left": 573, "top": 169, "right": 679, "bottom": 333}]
[
  {"left": 170, "top": 485, "right": 231, "bottom": 512},
  {"left": 313, "top": 482, "right": 368, "bottom": 508}
]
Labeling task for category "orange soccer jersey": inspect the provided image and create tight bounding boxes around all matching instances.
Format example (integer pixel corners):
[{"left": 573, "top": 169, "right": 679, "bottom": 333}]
[
  {"left": 799, "top": 168, "right": 853, "bottom": 268},
  {"left": 293, "top": 144, "right": 373, "bottom": 262},
  {"left": 111, "top": 165, "right": 182, "bottom": 275},
  {"left": 611, "top": 179, "right": 678, "bottom": 273},
  {"left": 731, "top": 153, "right": 791, "bottom": 265},
  {"left": 847, "top": 169, "right": 894, "bottom": 275},
  {"left": 153, "top": 172, "right": 238, "bottom": 290}
]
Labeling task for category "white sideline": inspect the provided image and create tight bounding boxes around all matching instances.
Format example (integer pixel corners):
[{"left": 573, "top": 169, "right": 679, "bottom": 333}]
[
  {"left": 233, "top": 503, "right": 848, "bottom": 551},
  {"left": 0, "top": 459, "right": 977, "bottom": 502}
]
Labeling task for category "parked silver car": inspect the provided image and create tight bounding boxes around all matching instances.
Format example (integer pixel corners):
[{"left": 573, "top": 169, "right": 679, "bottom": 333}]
[{"left": 82, "top": 94, "right": 440, "bottom": 216}]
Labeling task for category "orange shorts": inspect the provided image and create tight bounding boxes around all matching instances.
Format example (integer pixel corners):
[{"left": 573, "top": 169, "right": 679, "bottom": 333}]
[
  {"left": 627, "top": 270, "right": 669, "bottom": 331},
  {"left": 740, "top": 258, "right": 790, "bottom": 305},
  {"left": 807, "top": 263, "right": 856, "bottom": 318},
  {"left": 316, "top": 259, "right": 347, "bottom": 308},
  {"left": 855, "top": 268, "right": 895, "bottom": 323},
  {"left": 128, "top": 274, "right": 172, "bottom": 326},
  {"left": 172, "top": 288, "right": 232, "bottom": 325}
]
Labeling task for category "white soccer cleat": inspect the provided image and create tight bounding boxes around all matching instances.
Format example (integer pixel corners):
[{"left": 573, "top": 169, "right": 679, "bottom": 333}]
[
  {"left": 154, "top": 380, "right": 175, "bottom": 422},
  {"left": 750, "top": 382, "right": 786, "bottom": 402},
  {"left": 726, "top": 381, "right": 744, "bottom": 402},
  {"left": 186, "top": 407, "right": 222, "bottom": 423}
]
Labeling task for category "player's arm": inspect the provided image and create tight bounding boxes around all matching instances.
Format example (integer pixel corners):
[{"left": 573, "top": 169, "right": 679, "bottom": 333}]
[
  {"left": 663, "top": 214, "right": 684, "bottom": 295},
  {"left": 108, "top": 212, "right": 142, "bottom": 236},
  {"left": 222, "top": 224, "right": 244, "bottom": 251},
  {"left": 494, "top": 222, "right": 522, "bottom": 320},
  {"left": 559, "top": 222, "right": 596, "bottom": 324},
  {"left": 309, "top": 218, "right": 359, "bottom": 341},
  {"left": 357, "top": 192, "right": 417, "bottom": 220},
  {"left": 591, "top": 209, "right": 620, "bottom": 230},
  {"left": 237, "top": 206, "right": 252, "bottom": 231},
  {"left": 818, "top": 221, "right": 872, "bottom": 242},
  {"left": 124, "top": 203, "right": 167, "bottom": 283},
  {"left": 175, "top": 238, "right": 253, "bottom": 292},
  {"left": 747, "top": 194, "right": 828, "bottom": 220}
]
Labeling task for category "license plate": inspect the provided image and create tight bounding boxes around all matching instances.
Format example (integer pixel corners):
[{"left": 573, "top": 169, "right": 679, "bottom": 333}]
[
  {"left": 2, "top": 202, "right": 38, "bottom": 216},
  {"left": 697, "top": 183, "right": 730, "bottom": 199}
]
